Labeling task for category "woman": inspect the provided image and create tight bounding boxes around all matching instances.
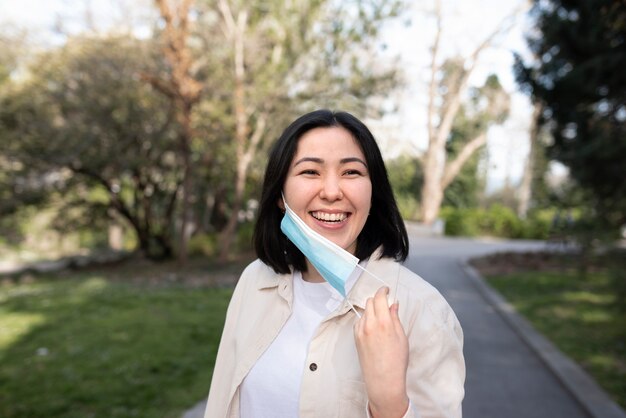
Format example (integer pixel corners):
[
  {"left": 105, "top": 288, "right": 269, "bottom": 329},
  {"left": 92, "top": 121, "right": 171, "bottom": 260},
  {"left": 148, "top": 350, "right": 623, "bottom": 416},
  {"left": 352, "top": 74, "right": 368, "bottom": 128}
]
[{"left": 205, "top": 110, "right": 465, "bottom": 418}]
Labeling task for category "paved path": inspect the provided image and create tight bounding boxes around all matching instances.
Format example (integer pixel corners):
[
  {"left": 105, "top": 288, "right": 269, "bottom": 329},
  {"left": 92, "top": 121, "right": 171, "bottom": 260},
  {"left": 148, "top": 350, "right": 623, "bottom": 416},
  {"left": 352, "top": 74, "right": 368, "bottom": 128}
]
[
  {"left": 406, "top": 236, "right": 591, "bottom": 418},
  {"left": 189, "top": 235, "right": 624, "bottom": 418}
]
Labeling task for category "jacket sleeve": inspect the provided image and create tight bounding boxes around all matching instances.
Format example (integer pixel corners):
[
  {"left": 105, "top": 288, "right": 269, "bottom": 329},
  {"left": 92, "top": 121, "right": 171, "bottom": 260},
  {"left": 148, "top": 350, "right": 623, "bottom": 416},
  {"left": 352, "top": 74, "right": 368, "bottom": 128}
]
[
  {"left": 204, "top": 262, "right": 257, "bottom": 418},
  {"left": 404, "top": 295, "right": 465, "bottom": 418}
]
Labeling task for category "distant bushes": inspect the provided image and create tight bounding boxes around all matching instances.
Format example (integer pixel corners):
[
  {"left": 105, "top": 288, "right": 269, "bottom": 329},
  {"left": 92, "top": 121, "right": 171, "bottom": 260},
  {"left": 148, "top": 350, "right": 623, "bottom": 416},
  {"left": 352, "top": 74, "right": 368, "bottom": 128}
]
[
  {"left": 440, "top": 204, "right": 552, "bottom": 239},
  {"left": 187, "top": 221, "right": 255, "bottom": 258}
]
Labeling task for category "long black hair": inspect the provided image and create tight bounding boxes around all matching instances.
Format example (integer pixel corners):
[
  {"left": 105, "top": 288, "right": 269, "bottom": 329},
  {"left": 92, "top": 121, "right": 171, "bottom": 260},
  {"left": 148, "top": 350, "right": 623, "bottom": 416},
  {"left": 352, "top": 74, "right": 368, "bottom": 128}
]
[{"left": 253, "top": 109, "right": 408, "bottom": 274}]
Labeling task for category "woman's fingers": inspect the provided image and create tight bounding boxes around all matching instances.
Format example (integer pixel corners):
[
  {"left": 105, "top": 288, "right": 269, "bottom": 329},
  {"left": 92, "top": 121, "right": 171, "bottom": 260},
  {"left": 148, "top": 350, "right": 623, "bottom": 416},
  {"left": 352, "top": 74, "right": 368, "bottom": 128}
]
[
  {"left": 390, "top": 301, "right": 403, "bottom": 334},
  {"left": 354, "top": 287, "right": 410, "bottom": 416},
  {"left": 372, "top": 286, "right": 390, "bottom": 318}
]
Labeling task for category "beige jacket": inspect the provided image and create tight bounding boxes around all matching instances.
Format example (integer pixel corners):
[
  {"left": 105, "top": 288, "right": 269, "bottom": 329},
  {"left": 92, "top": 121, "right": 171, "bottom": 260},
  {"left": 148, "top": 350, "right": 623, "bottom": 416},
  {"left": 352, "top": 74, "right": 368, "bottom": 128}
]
[{"left": 204, "top": 253, "right": 465, "bottom": 418}]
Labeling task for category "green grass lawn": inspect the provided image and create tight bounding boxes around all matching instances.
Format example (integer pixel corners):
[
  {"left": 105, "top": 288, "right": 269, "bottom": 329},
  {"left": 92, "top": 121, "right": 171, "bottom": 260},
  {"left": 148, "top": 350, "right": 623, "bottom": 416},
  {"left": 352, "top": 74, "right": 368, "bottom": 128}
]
[
  {"left": 486, "top": 270, "right": 626, "bottom": 409},
  {"left": 0, "top": 272, "right": 233, "bottom": 418}
]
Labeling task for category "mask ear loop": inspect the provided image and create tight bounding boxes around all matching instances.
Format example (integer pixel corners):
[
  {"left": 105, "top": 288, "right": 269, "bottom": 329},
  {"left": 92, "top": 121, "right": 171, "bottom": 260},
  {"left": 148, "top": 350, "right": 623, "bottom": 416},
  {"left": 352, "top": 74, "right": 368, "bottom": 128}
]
[
  {"left": 354, "top": 264, "right": 398, "bottom": 305},
  {"left": 348, "top": 300, "right": 362, "bottom": 318},
  {"left": 347, "top": 266, "right": 399, "bottom": 319}
]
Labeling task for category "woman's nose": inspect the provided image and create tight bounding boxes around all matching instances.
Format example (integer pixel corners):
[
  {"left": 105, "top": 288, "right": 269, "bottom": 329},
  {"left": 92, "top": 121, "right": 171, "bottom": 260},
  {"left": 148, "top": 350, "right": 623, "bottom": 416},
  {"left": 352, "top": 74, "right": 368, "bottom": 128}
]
[{"left": 319, "top": 175, "right": 343, "bottom": 201}]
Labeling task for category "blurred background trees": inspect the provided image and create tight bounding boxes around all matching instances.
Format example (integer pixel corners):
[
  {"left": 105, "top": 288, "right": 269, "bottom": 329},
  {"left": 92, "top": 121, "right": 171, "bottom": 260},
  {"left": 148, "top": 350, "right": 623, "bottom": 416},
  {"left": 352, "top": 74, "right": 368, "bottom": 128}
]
[
  {"left": 0, "top": 0, "right": 404, "bottom": 262},
  {"left": 515, "top": 0, "right": 626, "bottom": 240},
  {"left": 1, "top": 0, "right": 624, "bottom": 262}
]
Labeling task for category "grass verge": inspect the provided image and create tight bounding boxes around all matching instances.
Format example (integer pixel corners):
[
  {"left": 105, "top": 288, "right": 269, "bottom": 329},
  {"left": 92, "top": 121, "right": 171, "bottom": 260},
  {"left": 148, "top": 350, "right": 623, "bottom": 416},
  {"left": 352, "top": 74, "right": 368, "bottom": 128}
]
[
  {"left": 0, "top": 272, "right": 233, "bottom": 418},
  {"left": 485, "top": 269, "right": 626, "bottom": 409}
]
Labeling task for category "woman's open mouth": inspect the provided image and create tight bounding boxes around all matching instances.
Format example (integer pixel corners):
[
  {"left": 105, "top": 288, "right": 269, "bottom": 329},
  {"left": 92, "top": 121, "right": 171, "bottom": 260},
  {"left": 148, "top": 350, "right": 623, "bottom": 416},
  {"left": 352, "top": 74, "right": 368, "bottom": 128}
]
[{"left": 310, "top": 211, "right": 349, "bottom": 223}]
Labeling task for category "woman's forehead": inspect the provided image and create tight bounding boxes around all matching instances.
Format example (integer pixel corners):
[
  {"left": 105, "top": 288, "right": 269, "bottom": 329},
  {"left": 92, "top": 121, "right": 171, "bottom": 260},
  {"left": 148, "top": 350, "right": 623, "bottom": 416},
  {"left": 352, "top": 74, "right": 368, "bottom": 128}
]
[{"left": 292, "top": 126, "right": 364, "bottom": 161}]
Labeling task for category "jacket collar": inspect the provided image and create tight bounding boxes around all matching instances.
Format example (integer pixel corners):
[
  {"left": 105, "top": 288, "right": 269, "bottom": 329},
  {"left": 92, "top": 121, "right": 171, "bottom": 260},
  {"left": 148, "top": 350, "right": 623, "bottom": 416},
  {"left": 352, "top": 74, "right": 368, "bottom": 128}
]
[
  {"left": 255, "top": 266, "right": 293, "bottom": 307},
  {"left": 253, "top": 247, "right": 398, "bottom": 312},
  {"left": 256, "top": 269, "right": 286, "bottom": 290}
]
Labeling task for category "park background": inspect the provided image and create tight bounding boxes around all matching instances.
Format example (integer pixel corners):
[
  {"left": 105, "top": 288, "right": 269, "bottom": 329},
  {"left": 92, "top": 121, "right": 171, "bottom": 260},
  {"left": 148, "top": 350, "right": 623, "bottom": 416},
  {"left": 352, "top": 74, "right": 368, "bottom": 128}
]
[{"left": 0, "top": 0, "right": 624, "bottom": 417}]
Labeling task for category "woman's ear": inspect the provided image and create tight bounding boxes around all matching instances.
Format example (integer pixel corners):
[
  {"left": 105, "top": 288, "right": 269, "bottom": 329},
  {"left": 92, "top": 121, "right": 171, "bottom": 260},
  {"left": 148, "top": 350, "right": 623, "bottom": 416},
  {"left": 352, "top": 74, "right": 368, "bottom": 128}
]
[{"left": 277, "top": 198, "right": 285, "bottom": 212}]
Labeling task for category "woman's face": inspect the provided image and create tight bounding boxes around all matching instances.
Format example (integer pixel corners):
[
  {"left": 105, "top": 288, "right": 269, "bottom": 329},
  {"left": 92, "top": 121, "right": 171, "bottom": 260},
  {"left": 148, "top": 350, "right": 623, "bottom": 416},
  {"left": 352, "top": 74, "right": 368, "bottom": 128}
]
[{"left": 282, "top": 126, "right": 372, "bottom": 255}]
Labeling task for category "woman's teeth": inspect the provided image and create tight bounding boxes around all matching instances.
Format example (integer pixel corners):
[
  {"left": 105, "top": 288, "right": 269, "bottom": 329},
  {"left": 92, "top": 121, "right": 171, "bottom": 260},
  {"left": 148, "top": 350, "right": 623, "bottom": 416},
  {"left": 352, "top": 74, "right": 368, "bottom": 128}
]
[{"left": 311, "top": 211, "right": 347, "bottom": 222}]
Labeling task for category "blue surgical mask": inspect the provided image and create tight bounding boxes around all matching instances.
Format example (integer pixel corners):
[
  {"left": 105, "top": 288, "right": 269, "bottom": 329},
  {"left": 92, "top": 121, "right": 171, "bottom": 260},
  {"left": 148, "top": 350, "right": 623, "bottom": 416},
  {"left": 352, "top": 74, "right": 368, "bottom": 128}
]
[{"left": 280, "top": 197, "right": 358, "bottom": 297}]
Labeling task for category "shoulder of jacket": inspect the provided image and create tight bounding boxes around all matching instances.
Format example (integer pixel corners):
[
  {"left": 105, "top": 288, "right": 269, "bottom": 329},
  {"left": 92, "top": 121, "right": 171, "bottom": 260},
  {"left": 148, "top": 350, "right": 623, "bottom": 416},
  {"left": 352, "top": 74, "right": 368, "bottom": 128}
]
[
  {"left": 393, "top": 263, "right": 459, "bottom": 327},
  {"left": 395, "top": 263, "right": 440, "bottom": 297},
  {"left": 368, "top": 257, "right": 447, "bottom": 305},
  {"left": 237, "top": 259, "right": 280, "bottom": 286},
  {"left": 241, "top": 258, "right": 269, "bottom": 274}
]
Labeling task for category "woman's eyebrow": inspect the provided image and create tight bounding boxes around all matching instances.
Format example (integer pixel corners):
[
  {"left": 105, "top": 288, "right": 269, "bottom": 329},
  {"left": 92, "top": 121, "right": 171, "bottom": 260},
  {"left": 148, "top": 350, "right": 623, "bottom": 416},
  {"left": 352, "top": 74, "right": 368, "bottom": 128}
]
[
  {"left": 293, "top": 156, "right": 368, "bottom": 167},
  {"left": 340, "top": 157, "right": 367, "bottom": 167},
  {"left": 294, "top": 157, "right": 323, "bottom": 166}
]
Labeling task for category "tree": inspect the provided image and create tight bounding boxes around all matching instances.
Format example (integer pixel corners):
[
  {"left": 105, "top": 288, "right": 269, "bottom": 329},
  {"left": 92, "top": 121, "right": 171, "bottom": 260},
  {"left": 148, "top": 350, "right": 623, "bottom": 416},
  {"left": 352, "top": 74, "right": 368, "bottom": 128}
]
[
  {"left": 517, "top": 102, "right": 541, "bottom": 218},
  {"left": 386, "top": 154, "right": 423, "bottom": 219},
  {"left": 0, "top": 0, "right": 404, "bottom": 262},
  {"left": 515, "top": 0, "right": 626, "bottom": 231},
  {"left": 144, "top": 0, "right": 203, "bottom": 265},
  {"left": 418, "top": 0, "right": 517, "bottom": 224},
  {"left": 0, "top": 28, "right": 50, "bottom": 244},
  {"left": 0, "top": 36, "right": 182, "bottom": 259},
  {"left": 441, "top": 74, "right": 510, "bottom": 210},
  {"left": 191, "top": 0, "right": 404, "bottom": 259}
]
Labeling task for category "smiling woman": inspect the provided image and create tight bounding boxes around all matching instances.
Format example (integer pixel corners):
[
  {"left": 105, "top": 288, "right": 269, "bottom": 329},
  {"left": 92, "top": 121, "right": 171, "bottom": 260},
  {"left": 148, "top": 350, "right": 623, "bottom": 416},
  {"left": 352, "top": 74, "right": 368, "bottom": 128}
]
[
  {"left": 204, "top": 110, "right": 465, "bottom": 418},
  {"left": 282, "top": 126, "right": 372, "bottom": 259}
]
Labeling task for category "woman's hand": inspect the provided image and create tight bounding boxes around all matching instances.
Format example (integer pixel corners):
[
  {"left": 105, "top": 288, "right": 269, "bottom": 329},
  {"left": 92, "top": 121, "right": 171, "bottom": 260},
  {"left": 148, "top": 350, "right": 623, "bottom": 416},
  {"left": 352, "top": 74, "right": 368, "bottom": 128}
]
[{"left": 354, "top": 286, "right": 410, "bottom": 418}]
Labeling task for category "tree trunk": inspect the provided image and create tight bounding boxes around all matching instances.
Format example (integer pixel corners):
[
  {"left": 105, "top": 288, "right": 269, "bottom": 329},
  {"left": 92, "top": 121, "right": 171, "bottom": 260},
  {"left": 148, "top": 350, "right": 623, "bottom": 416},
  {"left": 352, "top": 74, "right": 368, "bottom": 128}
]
[
  {"left": 517, "top": 102, "right": 542, "bottom": 218},
  {"left": 217, "top": 2, "right": 268, "bottom": 261},
  {"left": 149, "top": 0, "right": 203, "bottom": 266},
  {"left": 420, "top": 182, "right": 445, "bottom": 225},
  {"left": 417, "top": 1, "right": 519, "bottom": 224},
  {"left": 177, "top": 103, "right": 194, "bottom": 265},
  {"left": 218, "top": 163, "right": 246, "bottom": 260}
]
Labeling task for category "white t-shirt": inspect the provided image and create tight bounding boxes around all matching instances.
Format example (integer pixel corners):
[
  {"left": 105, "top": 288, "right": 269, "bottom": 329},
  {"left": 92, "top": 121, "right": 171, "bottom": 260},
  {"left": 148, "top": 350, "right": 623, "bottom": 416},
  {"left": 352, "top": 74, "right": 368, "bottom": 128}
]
[{"left": 239, "top": 266, "right": 362, "bottom": 418}]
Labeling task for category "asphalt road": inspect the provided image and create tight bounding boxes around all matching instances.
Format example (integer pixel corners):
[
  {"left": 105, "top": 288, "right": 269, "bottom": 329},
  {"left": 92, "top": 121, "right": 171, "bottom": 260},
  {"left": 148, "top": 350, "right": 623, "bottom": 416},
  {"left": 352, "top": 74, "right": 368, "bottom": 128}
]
[{"left": 406, "top": 236, "right": 590, "bottom": 418}]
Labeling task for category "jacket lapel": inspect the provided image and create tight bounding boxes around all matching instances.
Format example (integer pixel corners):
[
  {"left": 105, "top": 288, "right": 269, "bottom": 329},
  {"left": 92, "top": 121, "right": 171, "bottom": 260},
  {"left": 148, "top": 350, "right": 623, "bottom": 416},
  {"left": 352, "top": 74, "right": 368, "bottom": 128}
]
[{"left": 230, "top": 268, "right": 294, "bottom": 397}]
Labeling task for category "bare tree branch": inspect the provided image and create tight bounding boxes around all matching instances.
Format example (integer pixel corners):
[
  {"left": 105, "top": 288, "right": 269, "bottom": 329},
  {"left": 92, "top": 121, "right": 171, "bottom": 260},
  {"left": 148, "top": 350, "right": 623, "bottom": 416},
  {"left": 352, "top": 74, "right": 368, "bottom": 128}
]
[
  {"left": 442, "top": 132, "right": 487, "bottom": 189},
  {"left": 426, "top": 0, "right": 442, "bottom": 146},
  {"left": 418, "top": 2, "right": 523, "bottom": 223}
]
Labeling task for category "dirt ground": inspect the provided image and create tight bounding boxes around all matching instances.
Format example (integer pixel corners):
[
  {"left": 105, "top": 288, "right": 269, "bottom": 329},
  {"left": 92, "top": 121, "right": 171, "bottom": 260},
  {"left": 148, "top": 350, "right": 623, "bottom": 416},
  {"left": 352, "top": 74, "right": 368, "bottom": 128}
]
[{"left": 469, "top": 251, "right": 582, "bottom": 276}]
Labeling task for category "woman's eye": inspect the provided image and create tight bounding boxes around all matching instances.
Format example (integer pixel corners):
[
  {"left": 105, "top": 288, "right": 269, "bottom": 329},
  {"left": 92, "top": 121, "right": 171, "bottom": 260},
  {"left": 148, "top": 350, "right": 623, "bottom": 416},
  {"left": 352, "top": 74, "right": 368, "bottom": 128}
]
[
  {"left": 344, "top": 169, "right": 363, "bottom": 176},
  {"left": 299, "top": 169, "right": 318, "bottom": 175}
]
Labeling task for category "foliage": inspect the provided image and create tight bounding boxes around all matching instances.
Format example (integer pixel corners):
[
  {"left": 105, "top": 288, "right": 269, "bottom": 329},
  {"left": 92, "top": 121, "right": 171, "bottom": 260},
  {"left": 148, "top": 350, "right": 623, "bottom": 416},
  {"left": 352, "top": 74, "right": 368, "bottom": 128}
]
[
  {"left": 515, "top": 0, "right": 626, "bottom": 233},
  {"left": 0, "top": 274, "right": 232, "bottom": 418},
  {"left": 442, "top": 152, "right": 482, "bottom": 209},
  {"left": 440, "top": 204, "right": 552, "bottom": 239},
  {"left": 386, "top": 155, "right": 423, "bottom": 220},
  {"left": 0, "top": 35, "right": 183, "bottom": 260},
  {"left": 0, "top": 1, "right": 405, "bottom": 261},
  {"left": 440, "top": 206, "right": 481, "bottom": 237},
  {"left": 486, "top": 268, "right": 626, "bottom": 408},
  {"left": 419, "top": 13, "right": 513, "bottom": 224},
  {"left": 188, "top": 233, "right": 219, "bottom": 258},
  {"left": 441, "top": 75, "right": 504, "bottom": 209},
  {"left": 187, "top": 222, "right": 253, "bottom": 257},
  {"left": 191, "top": 0, "right": 405, "bottom": 258}
]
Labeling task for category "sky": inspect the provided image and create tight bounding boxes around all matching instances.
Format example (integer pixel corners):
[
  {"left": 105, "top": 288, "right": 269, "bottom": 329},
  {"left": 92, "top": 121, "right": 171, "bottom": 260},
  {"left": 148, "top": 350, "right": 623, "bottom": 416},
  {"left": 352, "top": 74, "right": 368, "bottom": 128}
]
[{"left": 0, "top": 0, "right": 540, "bottom": 193}]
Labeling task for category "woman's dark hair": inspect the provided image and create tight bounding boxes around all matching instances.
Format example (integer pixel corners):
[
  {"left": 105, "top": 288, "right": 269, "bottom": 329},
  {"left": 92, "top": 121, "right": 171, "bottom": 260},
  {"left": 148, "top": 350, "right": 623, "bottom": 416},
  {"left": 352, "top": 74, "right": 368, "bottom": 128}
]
[{"left": 253, "top": 109, "right": 408, "bottom": 274}]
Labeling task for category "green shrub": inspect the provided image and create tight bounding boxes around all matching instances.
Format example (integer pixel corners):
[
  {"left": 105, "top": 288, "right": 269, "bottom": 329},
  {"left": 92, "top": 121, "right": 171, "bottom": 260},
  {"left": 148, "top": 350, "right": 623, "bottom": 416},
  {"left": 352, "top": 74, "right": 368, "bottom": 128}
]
[
  {"left": 441, "top": 205, "right": 551, "bottom": 239},
  {"left": 440, "top": 207, "right": 480, "bottom": 237},
  {"left": 236, "top": 221, "right": 255, "bottom": 252},
  {"left": 520, "top": 209, "right": 553, "bottom": 240},
  {"left": 396, "top": 194, "right": 420, "bottom": 221},
  {"left": 485, "top": 204, "right": 523, "bottom": 238},
  {"left": 187, "top": 233, "right": 218, "bottom": 257}
]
